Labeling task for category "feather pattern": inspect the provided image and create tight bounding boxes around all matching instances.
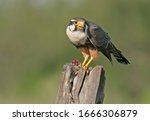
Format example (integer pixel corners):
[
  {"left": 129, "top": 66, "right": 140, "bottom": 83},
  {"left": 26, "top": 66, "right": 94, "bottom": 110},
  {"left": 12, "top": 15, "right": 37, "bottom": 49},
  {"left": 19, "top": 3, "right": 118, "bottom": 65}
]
[{"left": 87, "top": 21, "right": 130, "bottom": 64}]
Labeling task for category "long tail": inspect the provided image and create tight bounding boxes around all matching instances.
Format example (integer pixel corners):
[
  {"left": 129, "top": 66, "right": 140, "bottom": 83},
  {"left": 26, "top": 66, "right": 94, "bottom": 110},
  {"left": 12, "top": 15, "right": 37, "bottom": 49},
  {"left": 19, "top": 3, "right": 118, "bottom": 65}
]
[{"left": 109, "top": 42, "right": 130, "bottom": 64}]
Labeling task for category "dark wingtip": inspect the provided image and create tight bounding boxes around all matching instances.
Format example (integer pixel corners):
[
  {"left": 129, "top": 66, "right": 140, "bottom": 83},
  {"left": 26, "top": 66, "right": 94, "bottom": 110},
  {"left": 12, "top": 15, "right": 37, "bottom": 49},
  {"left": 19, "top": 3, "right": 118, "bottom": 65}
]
[
  {"left": 117, "top": 57, "right": 130, "bottom": 65},
  {"left": 123, "top": 57, "right": 130, "bottom": 65}
]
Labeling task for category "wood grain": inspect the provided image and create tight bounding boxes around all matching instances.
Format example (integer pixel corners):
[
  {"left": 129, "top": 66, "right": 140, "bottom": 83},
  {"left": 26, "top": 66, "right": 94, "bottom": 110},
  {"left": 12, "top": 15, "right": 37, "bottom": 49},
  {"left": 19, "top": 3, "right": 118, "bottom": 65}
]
[{"left": 56, "top": 63, "right": 105, "bottom": 104}]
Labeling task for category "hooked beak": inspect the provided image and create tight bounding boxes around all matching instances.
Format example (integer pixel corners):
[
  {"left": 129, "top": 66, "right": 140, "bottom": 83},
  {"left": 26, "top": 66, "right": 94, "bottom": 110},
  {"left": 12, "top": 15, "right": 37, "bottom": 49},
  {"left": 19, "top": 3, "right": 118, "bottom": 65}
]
[{"left": 75, "top": 21, "right": 84, "bottom": 29}]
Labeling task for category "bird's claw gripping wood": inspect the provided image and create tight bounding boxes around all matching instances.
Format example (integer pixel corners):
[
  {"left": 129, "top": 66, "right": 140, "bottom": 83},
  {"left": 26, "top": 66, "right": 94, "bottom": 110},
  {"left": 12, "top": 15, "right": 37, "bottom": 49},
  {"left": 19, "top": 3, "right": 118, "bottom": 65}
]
[
  {"left": 71, "top": 60, "right": 88, "bottom": 75},
  {"left": 74, "top": 62, "right": 89, "bottom": 75},
  {"left": 82, "top": 66, "right": 90, "bottom": 75},
  {"left": 81, "top": 55, "right": 94, "bottom": 74},
  {"left": 71, "top": 56, "right": 93, "bottom": 75},
  {"left": 74, "top": 66, "right": 89, "bottom": 75}
]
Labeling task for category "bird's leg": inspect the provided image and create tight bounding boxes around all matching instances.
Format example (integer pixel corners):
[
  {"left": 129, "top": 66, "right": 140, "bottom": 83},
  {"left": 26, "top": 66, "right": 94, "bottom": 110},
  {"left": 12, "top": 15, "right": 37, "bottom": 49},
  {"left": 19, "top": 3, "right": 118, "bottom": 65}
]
[
  {"left": 84, "top": 56, "right": 93, "bottom": 69},
  {"left": 82, "top": 55, "right": 89, "bottom": 67},
  {"left": 80, "top": 47, "right": 90, "bottom": 67},
  {"left": 82, "top": 56, "right": 93, "bottom": 75},
  {"left": 73, "top": 47, "right": 89, "bottom": 75},
  {"left": 84, "top": 49, "right": 98, "bottom": 69}
]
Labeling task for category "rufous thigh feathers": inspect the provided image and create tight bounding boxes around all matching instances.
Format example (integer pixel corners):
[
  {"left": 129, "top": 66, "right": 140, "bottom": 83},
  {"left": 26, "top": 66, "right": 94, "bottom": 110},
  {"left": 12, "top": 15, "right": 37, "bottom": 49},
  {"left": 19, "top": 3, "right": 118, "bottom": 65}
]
[{"left": 89, "top": 48, "right": 99, "bottom": 59}]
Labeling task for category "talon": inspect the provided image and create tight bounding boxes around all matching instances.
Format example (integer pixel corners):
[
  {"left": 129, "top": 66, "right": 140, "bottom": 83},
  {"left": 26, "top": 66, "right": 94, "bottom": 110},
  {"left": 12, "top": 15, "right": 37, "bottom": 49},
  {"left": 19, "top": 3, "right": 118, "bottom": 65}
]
[
  {"left": 82, "top": 65, "right": 89, "bottom": 74},
  {"left": 83, "top": 65, "right": 88, "bottom": 70},
  {"left": 75, "top": 64, "right": 90, "bottom": 75}
]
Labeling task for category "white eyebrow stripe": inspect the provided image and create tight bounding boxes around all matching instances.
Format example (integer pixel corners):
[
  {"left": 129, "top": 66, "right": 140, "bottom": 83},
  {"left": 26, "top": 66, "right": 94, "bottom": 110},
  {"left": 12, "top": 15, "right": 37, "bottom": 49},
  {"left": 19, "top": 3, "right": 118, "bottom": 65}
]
[{"left": 70, "top": 19, "right": 76, "bottom": 22}]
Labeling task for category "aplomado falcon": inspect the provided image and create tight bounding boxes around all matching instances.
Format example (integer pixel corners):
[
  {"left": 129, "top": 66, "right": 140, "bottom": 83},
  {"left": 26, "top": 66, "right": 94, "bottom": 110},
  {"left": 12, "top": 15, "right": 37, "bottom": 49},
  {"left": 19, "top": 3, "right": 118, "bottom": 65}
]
[{"left": 66, "top": 17, "right": 130, "bottom": 69}]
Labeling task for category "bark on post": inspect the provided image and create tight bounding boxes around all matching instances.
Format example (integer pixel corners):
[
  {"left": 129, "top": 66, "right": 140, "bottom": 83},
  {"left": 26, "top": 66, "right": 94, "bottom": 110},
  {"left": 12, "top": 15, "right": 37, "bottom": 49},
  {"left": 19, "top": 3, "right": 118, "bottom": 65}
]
[{"left": 56, "top": 62, "right": 105, "bottom": 104}]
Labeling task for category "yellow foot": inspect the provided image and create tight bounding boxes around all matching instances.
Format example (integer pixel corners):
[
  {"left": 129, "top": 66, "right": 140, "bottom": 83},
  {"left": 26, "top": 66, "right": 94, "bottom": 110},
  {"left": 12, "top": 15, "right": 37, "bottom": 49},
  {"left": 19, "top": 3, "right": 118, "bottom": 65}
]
[
  {"left": 82, "top": 65, "right": 88, "bottom": 70},
  {"left": 82, "top": 65, "right": 90, "bottom": 75},
  {"left": 74, "top": 65, "right": 89, "bottom": 75}
]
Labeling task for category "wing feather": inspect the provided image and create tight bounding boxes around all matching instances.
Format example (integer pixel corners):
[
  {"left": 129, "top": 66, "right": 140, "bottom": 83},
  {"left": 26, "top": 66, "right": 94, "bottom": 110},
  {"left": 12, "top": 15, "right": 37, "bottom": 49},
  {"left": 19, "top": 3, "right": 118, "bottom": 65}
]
[
  {"left": 87, "top": 21, "right": 130, "bottom": 64},
  {"left": 87, "top": 22, "right": 112, "bottom": 62}
]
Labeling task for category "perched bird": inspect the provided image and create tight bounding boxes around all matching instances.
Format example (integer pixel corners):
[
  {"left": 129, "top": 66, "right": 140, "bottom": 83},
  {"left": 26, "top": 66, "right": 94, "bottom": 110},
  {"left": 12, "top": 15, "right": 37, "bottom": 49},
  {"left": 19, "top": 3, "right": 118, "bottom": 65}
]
[{"left": 66, "top": 17, "right": 130, "bottom": 69}]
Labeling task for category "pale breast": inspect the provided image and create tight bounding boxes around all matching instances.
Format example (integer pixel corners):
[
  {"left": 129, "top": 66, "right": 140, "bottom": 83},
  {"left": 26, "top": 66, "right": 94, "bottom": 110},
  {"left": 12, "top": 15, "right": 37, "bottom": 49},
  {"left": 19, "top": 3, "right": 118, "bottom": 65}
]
[{"left": 66, "top": 26, "right": 87, "bottom": 46}]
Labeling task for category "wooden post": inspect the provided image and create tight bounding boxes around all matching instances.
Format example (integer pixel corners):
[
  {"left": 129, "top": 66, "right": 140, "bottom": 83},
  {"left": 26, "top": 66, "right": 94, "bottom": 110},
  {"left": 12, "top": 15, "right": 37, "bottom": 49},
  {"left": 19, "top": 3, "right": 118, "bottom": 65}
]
[{"left": 56, "top": 62, "right": 105, "bottom": 104}]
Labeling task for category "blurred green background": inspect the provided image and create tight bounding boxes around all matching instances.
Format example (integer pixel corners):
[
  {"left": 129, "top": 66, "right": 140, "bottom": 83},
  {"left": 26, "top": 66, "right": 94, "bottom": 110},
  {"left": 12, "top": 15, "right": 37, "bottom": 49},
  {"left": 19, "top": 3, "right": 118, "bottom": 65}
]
[{"left": 0, "top": 0, "right": 150, "bottom": 103}]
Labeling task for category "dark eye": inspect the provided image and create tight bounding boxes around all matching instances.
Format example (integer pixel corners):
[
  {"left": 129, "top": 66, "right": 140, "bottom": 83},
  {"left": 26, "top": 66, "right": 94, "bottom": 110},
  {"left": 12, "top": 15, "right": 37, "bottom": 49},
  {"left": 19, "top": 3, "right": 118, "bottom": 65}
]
[{"left": 74, "top": 21, "right": 77, "bottom": 24}]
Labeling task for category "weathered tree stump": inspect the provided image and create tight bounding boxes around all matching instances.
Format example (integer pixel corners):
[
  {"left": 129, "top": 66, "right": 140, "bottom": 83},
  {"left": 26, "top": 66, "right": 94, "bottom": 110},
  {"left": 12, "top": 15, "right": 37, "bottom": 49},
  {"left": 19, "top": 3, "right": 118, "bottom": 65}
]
[{"left": 56, "top": 62, "right": 105, "bottom": 104}]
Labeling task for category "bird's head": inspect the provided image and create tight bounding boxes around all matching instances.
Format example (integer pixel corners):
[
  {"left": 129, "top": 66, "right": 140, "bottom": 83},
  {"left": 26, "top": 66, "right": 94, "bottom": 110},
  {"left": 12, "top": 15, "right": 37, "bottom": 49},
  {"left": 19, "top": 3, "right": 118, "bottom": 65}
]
[{"left": 68, "top": 17, "right": 87, "bottom": 32}]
